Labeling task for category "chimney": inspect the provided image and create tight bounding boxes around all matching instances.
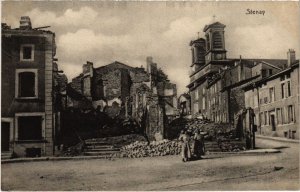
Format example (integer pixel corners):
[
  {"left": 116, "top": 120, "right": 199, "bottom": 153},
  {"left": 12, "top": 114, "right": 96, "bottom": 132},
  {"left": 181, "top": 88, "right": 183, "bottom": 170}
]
[
  {"left": 20, "top": 16, "right": 32, "bottom": 30},
  {"left": 287, "top": 49, "right": 296, "bottom": 67},
  {"left": 146, "top": 56, "right": 153, "bottom": 73},
  {"left": 83, "top": 61, "right": 93, "bottom": 77}
]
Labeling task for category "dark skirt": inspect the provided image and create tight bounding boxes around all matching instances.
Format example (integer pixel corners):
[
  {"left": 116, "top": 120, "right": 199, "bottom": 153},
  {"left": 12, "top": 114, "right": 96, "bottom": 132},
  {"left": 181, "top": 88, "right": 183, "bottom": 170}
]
[{"left": 193, "top": 140, "right": 204, "bottom": 157}]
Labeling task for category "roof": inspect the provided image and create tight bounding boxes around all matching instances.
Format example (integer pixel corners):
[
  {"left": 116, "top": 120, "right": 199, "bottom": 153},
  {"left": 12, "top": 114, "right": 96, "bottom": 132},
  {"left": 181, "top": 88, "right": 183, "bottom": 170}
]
[
  {"left": 179, "top": 93, "right": 191, "bottom": 99},
  {"left": 221, "top": 74, "right": 260, "bottom": 91},
  {"left": 228, "top": 58, "right": 287, "bottom": 69},
  {"left": 203, "top": 22, "right": 226, "bottom": 32},
  {"left": 243, "top": 62, "right": 299, "bottom": 91},
  {"left": 2, "top": 27, "right": 55, "bottom": 35},
  {"left": 66, "top": 84, "right": 90, "bottom": 101},
  {"left": 190, "top": 38, "right": 205, "bottom": 46},
  {"left": 95, "top": 61, "right": 134, "bottom": 72}
]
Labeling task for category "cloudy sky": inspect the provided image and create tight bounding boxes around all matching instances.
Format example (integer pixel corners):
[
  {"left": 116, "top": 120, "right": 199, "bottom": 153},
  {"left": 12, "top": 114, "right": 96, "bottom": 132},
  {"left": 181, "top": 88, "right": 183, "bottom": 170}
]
[{"left": 2, "top": 1, "right": 300, "bottom": 94}]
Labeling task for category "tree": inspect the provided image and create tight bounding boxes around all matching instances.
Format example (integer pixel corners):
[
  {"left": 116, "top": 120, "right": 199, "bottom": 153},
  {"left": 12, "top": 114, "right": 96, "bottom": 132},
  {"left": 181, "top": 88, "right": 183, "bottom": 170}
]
[{"left": 157, "top": 68, "right": 169, "bottom": 82}]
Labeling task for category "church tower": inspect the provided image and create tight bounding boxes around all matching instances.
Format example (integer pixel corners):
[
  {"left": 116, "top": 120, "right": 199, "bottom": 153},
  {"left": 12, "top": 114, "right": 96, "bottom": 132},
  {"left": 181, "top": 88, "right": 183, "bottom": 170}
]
[
  {"left": 190, "top": 38, "right": 206, "bottom": 74},
  {"left": 203, "top": 22, "right": 227, "bottom": 64}
]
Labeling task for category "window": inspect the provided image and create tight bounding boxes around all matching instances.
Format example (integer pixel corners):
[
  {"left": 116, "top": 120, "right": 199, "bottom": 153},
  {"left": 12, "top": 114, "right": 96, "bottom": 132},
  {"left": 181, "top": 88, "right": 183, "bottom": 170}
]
[
  {"left": 195, "top": 90, "right": 199, "bottom": 100},
  {"left": 269, "top": 69, "right": 273, "bottom": 75},
  {"left": 193, "top": 103, "right": 199, "bottom": 114},
  {"left": 288, "top": 105, "right": 294, "bottom": 123},
  {"left": 192, "top": 48, "right": 195, "bottom": 63},
  {"left": 262, "top": 69, "right": 267, "bottom": 78},
  {"left": 264, "top": 111, "right": 268, "bottom": 125},
  {"left": 276, "top": 108, "right": 282, "bottom": 124},
  {"left": 18, "top": 116, "right": 43, "bottom": 140},
  {"left": 206, "top": 34, "right": 210, "bottom": 51},
  {"left": 287, "top": 81, "right": 291, "bottom": 97},
  {"left": 212, "top": 32, "right": 223, "bottom": 49},
  {"left": 282, "top": 107, "right": 286, "bottom": 124},
  {"left": 202, "top": 97, "right": 206, "bottom": 110},
  {"left": 259, "top": 112, "right": 264, "bottom": 126},
  {"left": 15, "top": 69, "right": 38, "bottom": 98},
  {"left": 269, "top": 87, "right": 275, "bottom": 103},
  {"left": 286, "top": 73, "right": 290, "bottom": 79},
  {"left": 281, "top": 83, "right": 285, "bottom": 98},
  {"left": 20, "top": 44, "right": 34, "bottom": 61}
]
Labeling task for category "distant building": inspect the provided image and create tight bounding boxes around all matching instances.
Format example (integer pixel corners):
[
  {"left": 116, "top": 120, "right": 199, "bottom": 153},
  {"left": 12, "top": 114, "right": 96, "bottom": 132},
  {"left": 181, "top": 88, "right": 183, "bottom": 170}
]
[
  {"left": 178, "top": 93, "right": 191, "bottom": 116},
  {"left": 1, "top": 17, "right": 65, "bottom": 157},
  {"left": 243, "top": 50, "right": 299, "bottom": 139},
  {"left": 68, "top": 58, "right": 177, "bottom": 140},
  {"left": 187, "top": 21, "right": 290, "bottom": 126}
]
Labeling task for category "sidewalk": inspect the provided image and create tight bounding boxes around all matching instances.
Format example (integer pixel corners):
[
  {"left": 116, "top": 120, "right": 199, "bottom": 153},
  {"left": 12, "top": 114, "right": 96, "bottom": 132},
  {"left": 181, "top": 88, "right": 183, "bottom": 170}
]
[
  {"left": 256, "top": 134, "right": 299, "bottom": 143},
  {"left": 2, "top": 148, "right": 281, "bottom": 164},
  {"left": 1, "top": 155, "right": 109, "bottom": 164}
]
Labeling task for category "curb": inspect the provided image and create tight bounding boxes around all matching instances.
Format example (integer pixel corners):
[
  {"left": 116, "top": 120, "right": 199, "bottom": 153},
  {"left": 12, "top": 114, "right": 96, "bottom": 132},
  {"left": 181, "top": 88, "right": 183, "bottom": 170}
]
[
  {"left": 2, "top": 148, "right": 281, "bottom": 164},
  {"left": 207, "top": 149, "right": 280, "bottom": 155},
  {"left": 256, "top": 135, "right": 299, "bottom": 143},
  {"left": 1, "top": 155, "right": 113, "bottom": 164}
]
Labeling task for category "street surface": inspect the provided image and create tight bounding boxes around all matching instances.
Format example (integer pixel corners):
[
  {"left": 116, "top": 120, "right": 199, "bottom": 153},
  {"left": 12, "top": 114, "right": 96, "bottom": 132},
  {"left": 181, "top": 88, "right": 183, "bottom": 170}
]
[{"left": 1, "top": 137, "right": 299, "bottom": 190}]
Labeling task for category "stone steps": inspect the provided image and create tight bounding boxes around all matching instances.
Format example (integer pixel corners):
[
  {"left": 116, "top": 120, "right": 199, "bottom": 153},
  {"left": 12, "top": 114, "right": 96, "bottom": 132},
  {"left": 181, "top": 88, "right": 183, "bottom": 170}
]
[
  {"left": 83, "top": 139, "right": 120, "bottom": 157},
  {"left": 85, "top": 145, "right": 115, "bottom": 150},
  {"left": 1, "top": 152, "right": 12, "bottom": 160},
  {"left": 204, "top": 141, "right": 222, "bottom": 152},
  {"left": 83, "top": 150, "right": 119, "bottom": 156},
  {"left": 84, "top": 148, "right": 120, "bottom": 152}
]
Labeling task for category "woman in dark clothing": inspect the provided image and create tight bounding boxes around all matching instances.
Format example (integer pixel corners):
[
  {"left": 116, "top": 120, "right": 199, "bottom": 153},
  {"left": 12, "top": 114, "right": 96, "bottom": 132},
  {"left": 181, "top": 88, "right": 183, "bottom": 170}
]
[{"left": 193, "top": 129, "right": 205, "bottom": 159}]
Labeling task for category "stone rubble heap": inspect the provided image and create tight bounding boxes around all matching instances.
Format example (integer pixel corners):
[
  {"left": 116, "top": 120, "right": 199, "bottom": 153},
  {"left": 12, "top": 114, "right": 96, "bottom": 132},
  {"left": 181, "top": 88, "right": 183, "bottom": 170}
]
[
  {"left": 116, "top": 139, "right": 182, "bottom": 158},
  {"left": 219, "top": 141, "right": 246, "bottom": 152},
  {"left": 186, "top": 119, "right": 231, "bottom": 136}
]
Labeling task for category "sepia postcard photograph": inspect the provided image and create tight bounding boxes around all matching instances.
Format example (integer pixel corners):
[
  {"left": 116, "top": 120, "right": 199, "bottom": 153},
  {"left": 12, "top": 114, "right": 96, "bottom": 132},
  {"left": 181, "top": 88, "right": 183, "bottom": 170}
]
[{"left": 1, "top": 1, "right": 300, "bottom": 191}]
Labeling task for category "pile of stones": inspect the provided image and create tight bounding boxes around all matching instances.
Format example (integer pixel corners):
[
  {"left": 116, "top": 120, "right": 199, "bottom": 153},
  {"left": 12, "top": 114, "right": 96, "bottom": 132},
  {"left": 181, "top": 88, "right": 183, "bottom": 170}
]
[
  {"left": 219, "top": 141, "right": 246, "bottom": 152},
  {"left": 116, "top": 139, "right": 182, "bottom": 158}
]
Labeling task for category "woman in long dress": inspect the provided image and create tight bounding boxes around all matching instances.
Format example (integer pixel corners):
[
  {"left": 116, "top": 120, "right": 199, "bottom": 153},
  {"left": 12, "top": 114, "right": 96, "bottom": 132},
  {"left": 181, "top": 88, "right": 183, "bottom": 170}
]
[
  {"left": 179, "top": 130, "right": 191, "bottom": 162},
  {"left": 193, "top": 129, "right": 205, "bottom": 159}
]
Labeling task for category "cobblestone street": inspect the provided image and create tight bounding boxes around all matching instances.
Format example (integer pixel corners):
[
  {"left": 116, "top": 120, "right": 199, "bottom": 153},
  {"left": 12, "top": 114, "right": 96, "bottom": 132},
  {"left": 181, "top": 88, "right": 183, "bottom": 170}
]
[{"left": 1, "top": 137, "right": 299, "bottom": 191}]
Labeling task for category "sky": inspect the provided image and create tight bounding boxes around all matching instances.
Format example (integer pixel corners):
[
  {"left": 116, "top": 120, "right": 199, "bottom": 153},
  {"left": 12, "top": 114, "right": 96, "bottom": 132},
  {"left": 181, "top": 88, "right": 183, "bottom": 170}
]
[{"left": 2, "top": 1, "right": 300, "bottom": 95}]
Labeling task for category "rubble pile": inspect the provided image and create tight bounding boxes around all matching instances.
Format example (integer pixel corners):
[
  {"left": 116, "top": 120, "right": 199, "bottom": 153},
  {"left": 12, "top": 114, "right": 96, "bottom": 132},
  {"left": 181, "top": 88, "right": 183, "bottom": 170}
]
[
  {"left": 219, "top": 141, "right": 246, "bottom": 152},
  {"left": 185, "top": 119, "right": 232, "bottom": 140},
  {"left": 116, "top": 139, "right": 182, "bottom": 158}
]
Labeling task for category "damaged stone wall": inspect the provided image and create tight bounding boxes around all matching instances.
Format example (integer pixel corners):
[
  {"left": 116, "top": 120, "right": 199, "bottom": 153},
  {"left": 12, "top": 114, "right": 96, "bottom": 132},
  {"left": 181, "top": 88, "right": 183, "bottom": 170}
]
[{"left": 68, "top": 59, "right": 176, "bottom": 141}]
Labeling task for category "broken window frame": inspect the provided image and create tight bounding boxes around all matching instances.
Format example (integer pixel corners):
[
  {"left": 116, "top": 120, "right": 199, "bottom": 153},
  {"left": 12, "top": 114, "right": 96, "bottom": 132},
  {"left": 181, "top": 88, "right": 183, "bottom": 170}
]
[
  {"left": 15, "top": 69, "right": 38, "bottom": 99},
  {"left": 20, "top": 44, "right": 35, "bottom": 61},
  {"left": 15, "top": 113, "right": 45, "bottom": 141}
]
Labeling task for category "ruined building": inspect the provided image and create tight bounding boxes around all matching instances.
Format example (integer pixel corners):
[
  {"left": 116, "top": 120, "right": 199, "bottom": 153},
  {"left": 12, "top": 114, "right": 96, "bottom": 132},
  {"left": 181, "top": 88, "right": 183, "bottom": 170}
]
[
  {"left": 1, "top": 17, "right": 66, "bottom": 157},
  {"left": 187, "top": 21, "right": 291, "bottom": 126},
  {"left": 68, "top": 58, "right": 177, "bottom": 140}
]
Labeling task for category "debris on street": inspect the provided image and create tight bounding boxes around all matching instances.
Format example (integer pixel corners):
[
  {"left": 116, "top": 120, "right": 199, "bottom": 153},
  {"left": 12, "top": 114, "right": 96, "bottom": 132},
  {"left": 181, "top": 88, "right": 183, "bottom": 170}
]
[{"left": 116, "top": 139, "right": 182, "bottom": 158}]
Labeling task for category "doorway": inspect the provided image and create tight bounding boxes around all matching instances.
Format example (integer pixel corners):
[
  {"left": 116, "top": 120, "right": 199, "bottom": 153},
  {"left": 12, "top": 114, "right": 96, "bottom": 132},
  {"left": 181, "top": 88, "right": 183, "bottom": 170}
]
[{"left": 1, "top": 122, "right": 10, "bottom": 151}]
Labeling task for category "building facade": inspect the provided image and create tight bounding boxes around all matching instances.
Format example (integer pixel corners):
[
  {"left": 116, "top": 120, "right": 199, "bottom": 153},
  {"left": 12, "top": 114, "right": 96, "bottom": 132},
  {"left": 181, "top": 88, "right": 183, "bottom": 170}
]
[
  {"left": 1, "top": 17, "right": 59, "bottom": 157},
  {"left": 187, "top": 21, "right": 290, "bottom": 127},
  {"left": 243, "top": 50, "right": 299, "bottom": 139}
]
